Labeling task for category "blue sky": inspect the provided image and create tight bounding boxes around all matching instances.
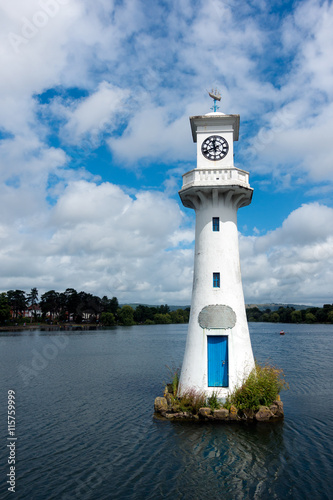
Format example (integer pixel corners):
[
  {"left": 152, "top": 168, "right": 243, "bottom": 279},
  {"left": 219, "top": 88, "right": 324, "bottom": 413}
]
[{"left": 1, "top": 0, "right": 333, "bottom": 306}]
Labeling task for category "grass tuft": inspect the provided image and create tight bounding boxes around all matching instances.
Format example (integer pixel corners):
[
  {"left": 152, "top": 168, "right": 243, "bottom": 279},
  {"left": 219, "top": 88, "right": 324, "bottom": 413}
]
[
  {"left": 178, "top": 388, "right": 207, "bottom": 414},
  {"left": 226, "top": 361, "right": 288, "bottom": 411},
  {"left": 207, "top": 391, "right": 221, "bottom": 410},
  {"left": 165, "top": 365, "right": 180, "bottom": 397}
]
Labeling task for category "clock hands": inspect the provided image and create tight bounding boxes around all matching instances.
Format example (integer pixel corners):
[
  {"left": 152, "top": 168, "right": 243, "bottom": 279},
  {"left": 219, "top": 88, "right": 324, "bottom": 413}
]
[
  {"left": 201, "top": 135, "right": 229, "bottom": 160},
  {"left": 206, "top": 140, "right": 221, "bottom": 154}
]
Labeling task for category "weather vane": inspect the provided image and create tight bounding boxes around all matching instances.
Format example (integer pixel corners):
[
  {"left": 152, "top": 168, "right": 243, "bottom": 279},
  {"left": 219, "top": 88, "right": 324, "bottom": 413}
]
[{"left": 208, "top": 88, "right": 221, "bottom": 112}]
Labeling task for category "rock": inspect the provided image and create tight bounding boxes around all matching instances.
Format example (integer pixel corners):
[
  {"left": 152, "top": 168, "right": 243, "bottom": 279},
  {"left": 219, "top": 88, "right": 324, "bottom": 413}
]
[
  {"left": 165, "top": 393, "right": 173, "bottom": 407},
  {"left": 242, "top": 408, "right": 255, "bottom": 420},
  {"left": 229, "top": 405, "right": 238, "bottom": 420},
  {"left": 164, "top": 412, "right": 175, "bottom": 419},
  {"left": 154, "top": 397, "right": 168, "bottom": 413},
  {"left": 255, "top": 406, "right": 274, "bottom": 421},
  {"left": 270, "top": 400, "right": 284, "bottom": 418},
  {"left": 198, "top": 407, "right": 212, "bottom": 418},
  {"left": 213, "top": 408, "right": 229, "bottom": 419}
]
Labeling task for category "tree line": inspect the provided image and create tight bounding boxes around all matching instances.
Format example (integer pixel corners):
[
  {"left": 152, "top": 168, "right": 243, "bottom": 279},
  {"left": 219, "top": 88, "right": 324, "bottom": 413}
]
[
  {"left": 1, "top": 288, "right": 332, "bottom": 326},
  {"left": 0, "top": 288, "right": 190, "bottom": 326},
  {"left": 246, "top": 304, "right": 333, "bottom": 324}
]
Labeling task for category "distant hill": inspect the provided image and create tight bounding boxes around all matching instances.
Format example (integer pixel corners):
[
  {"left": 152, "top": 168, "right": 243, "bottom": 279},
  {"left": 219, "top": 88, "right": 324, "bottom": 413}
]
[
  {"left": 123, "top": 302, "right": 313, "bottom": 312},
  {"left": 122, "top": 303, "right": 190, "bottom": 311},
  {"left": 246, "top": 303, "right": 312, "bottom": 312}
]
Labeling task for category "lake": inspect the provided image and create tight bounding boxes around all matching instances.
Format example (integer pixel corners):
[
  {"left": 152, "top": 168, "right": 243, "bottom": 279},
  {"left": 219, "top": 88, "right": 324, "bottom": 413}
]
[{"left": 0, "top": 322, "right": 333, "bottom": 499}]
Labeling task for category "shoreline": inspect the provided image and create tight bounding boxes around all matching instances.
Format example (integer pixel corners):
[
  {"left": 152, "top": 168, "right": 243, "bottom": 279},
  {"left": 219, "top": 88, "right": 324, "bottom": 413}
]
[{"left": 0, "top": 323, "right": 103, "bottom": 332}]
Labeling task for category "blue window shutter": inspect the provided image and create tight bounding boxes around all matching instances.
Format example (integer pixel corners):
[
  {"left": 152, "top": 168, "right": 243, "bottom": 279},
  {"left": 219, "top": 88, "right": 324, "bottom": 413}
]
[{"left": 212, "top": 217, "right": 219, "bottom": 231}]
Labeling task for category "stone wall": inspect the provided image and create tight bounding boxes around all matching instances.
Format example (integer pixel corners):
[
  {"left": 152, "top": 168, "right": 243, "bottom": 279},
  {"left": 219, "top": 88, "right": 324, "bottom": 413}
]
[{"left": 154, "top": 392, "right": 284, "bottom": 423}]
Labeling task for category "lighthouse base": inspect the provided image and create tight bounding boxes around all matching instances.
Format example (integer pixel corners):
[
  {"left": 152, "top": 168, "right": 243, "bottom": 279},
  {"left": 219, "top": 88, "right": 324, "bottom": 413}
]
[{"left": 154, "top": 387, "right": 284, "bottom": 423}]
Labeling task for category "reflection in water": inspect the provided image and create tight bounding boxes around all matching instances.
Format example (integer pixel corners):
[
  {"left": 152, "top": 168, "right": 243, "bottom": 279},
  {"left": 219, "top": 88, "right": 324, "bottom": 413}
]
[{"left": 169, "top": 421, "right": 285, "bottom": 499}]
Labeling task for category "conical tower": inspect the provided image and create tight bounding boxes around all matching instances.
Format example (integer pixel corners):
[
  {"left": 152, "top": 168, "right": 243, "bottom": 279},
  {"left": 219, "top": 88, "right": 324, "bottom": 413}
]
[{"left": 178, "top": 92, "right": 254, "bottom": 398}]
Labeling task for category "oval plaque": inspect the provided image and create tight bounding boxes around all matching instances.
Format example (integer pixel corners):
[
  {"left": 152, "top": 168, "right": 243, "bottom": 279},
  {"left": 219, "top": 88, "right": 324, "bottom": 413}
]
[{"left": 198, "top": 304, "right": 236, "bottom": 329}]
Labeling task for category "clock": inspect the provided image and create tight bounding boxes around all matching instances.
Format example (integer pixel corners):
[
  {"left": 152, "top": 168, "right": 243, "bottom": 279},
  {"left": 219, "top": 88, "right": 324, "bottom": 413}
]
[{"left": 201, "top": 135, "right": 229, "bottom": 161}]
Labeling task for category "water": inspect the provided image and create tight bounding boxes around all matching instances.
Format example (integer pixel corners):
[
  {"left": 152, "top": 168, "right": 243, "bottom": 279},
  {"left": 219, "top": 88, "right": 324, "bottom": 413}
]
[{"left": 1, "top": 322, "right": 333, "bottom": 499}]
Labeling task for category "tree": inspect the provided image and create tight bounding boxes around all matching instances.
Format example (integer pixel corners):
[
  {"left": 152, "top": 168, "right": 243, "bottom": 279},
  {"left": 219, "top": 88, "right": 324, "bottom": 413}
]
[
  {"left": 170, "top": 309, "right": 189, "bottom": 323},
  {"left": 134, "top": 305, "right": 154, "bottom": 323},
  {"left": 40, "top": 290, "right": 60, "bottom": 320},
  {"left": 7, "top": 290, "right": 27, "bottom": 319},
  {"left": 0, "top": 293, "right": 11, "bottom": 324},
  {"left": 109, "top": 297, "right": 119, "bottom": 316},
  {"left": 27, "top": 288, "right": 39, "bottom": 322},
  {"left": 291, "top": 310, "right": 302, "bottom": 323},
  {"left": 270, "top": 312, "right": 280, "bottom": 323},
  {"left": 100, "top": 312, "right": 115, "bottom": 326},
  {"left": 78, "top": 293, "right": 101, "bottom": 322},
  {"left": 246, "top": 307, "right": 262, "bottom": 322},
  {"left": 118, "top": 305, "right": 135, "bottom": 326},
  {"left": 64, "top": 288, "right": 80, "bottom": 320},
  {"left": 305, "top": 312, "right": 316, "bottom": 323},
  {"left": 277, "top": 306, "right": 294, "bottom": 323},
  {"left": 154, "top": 313, "right": 172, "bottom": 324}
]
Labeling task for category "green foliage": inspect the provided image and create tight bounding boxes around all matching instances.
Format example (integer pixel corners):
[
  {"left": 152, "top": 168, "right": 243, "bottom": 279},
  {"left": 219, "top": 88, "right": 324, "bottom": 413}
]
[
  {"left": 169, "top": 308, "right": 190, "bottom": 324},
  {"left": 100, "top": 312, "right": 115, "bottom": 326},
  {"left": 2, "top": 286, "right": 191, "bottom": 326},
  {"left": 328, "top": 311, "right": 333, "bottom": 323},
  {"left": 305, "top": 312, "right": 316, "bottom": 323},
  {"left": 291, "top": 310, "right": 302, "bottom": 323},
  {"left": 7, "top": 290, "right": 27, "bottom": 318},
  {"left": 118, "top": 305, "right": 135, "bottom": 326},
  {"left": 207, "top": 391, "right": 221, "bottom": 410},
  {"left": 166, "top": 366, "right": 180, "bottom": 396},
  {"left": 226, "top": 362, "right": 288, "bottom": 411},
  {"left": 0, "top": 293, "right": 11, "bottom": 324},
  {"left": 247, "top": 304, "right": 333, "bottom": 324},
  {"left": 165, "top": 367, "right": 205, "bottom": 413},
  {"left": 178, "top": 389, "right": 207, "bottom": 414},
  {"left": 154, "top": 313, "right": 172, "bottom": 324}
]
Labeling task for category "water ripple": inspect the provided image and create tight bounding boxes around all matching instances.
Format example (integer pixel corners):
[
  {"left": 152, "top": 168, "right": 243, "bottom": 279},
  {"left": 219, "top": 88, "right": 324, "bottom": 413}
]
[{"left": 0, "top": 324, "right": 333, "bottom": 499}]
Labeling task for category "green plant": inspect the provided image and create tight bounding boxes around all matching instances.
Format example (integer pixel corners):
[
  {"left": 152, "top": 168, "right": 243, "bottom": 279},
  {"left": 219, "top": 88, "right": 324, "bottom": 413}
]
[
  {"left": 178, "top": 388, "right": 207, "bottom": 414},
  {"left": 228, "top": 362, "right": 288, "bottom": 411},
  {"left": 207, "top": 391, "right": 221, "bottom": 410},
  {"left": 166, "top": 365, "right": 180, "bottom": 396},
  {"left": 223, "top": 399, "right": 232, "bottom": 411}
]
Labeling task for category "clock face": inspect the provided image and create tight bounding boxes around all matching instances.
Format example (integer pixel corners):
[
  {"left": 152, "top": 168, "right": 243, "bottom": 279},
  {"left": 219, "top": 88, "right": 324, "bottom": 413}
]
[{"left": 201, "top": 135, "right": 229, "bottom": 161}]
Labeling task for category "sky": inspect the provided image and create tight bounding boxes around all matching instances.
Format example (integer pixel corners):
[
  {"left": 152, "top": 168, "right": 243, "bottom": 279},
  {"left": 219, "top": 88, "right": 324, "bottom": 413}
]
[{"left": 0, "top": 0, "right": 333, "bottom": 306}]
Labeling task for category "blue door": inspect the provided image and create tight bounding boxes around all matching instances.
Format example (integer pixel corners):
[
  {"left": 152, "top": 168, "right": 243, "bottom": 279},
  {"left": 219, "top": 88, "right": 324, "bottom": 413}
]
[{"left": 207, "top": 336, "right": 228, "bottom": 387}]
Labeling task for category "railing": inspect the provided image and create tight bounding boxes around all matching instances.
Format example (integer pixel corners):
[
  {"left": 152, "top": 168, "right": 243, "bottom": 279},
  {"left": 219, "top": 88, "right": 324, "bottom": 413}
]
[{"left": 182, "top": 168, "right": 250, "bottom": 188}]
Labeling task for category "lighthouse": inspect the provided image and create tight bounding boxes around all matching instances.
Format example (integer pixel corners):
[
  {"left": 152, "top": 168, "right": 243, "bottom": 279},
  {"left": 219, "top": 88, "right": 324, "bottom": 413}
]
[{"left": 178, "top": 91, "right": 255, "bottom": 399}]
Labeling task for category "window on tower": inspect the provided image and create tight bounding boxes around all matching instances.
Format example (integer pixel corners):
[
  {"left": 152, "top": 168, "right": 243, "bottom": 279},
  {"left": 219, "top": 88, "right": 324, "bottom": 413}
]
[
  {"left": 213, "top": 273, "right": 220, "bottom": 288},
  {"left": 212, "top": 217, "right": 220, "bottom": 231}
]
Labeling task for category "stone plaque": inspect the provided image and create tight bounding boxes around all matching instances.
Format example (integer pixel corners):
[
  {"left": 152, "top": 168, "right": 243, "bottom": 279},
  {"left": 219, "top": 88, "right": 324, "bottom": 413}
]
[{"left": 198, "top": 304, "right": 236, "bottom": 329}]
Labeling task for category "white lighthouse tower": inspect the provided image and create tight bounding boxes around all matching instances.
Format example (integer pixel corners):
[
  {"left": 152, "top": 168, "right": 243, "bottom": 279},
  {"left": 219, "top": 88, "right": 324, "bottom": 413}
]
[{"left": 178, "top": 91, "right": 255, "bottom": 399}]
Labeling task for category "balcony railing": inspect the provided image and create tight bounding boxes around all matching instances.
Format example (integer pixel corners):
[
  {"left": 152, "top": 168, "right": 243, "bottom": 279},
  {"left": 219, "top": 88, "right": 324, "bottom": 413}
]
[{"left": 181, "top": 168, "right": 250, "bottom": 189}]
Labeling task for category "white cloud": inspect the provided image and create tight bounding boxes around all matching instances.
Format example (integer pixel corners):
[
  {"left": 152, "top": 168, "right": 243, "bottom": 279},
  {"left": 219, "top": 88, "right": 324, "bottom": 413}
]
[
  {"left": 61, "top": 82, "right": 130, "bottom": 144},
  {"left": 240, "top": 203, "right": 333, "bottom": 305},
  {"left": 108, "top": 106, "right": 192, "bottom": 163},
  {"left": 247, "top": 0, "right": 333, "bottom": 185},
  {"left": 0, "top": 180, "right": 194, "bottom": 303}
]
